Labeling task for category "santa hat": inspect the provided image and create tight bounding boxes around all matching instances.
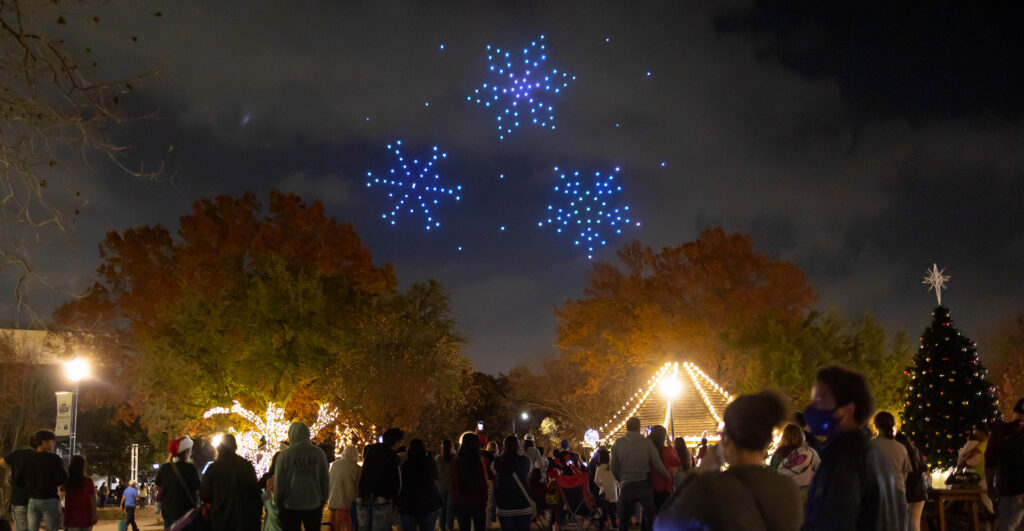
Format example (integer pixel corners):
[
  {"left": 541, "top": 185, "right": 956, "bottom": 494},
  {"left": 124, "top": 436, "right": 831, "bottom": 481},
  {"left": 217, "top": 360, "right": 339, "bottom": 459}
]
[{"left": 168, "top": 436, "right": 194, "bottom": 460}]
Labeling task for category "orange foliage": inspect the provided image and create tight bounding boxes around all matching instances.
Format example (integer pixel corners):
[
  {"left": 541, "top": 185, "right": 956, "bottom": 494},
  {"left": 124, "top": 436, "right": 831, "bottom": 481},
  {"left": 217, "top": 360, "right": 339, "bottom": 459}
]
[{"left": 552, "top": 228, "right": 816, "bottom": 421}]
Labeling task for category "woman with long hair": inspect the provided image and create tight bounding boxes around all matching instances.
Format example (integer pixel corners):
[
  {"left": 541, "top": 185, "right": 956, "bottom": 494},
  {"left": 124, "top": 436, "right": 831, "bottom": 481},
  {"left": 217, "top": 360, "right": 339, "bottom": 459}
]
[
  {"left": 895, "top": 432, "right": 927, "bottom": 531},
  {"left": 435, "top": 439, "right": 456, "bottom": 530},
  {"left": 648, "top": 425, "right": 681, "bottom": 512},
  {"left": 450, "top": 432, "right": 488, "bottom": 530},
  {"left": 63, "top": 455, "right": 97, "bottom": 531},
  {"left": 770, "top": 423, "right": 820, "bottom": 491},
  {"left": 656, "top": 392, "right": 801, "bottom": 531},
  {"left": 492, "top": 435, "right": 533, "bottom": 531},
  {"left": 673, "top": 438, "right": 693, "bottom": 474},
  {"left": 398, "top": 439, "right": 442, "bottom": 531}
]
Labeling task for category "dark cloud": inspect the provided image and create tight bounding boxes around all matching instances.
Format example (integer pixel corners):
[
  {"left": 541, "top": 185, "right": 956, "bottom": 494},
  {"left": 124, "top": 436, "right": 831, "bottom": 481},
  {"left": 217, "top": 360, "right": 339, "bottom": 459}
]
[
  {"left": 718, "top": 0, "right": 1024, "bottom": 120},
  {"left": 6, "top": 0, "right": 1024, "bottom": 373}
]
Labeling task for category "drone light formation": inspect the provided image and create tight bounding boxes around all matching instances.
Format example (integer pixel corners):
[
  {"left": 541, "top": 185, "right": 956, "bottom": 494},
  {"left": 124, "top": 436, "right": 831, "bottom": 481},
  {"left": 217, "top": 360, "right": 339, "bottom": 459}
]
[
  {"left": 538, "top": 166, "right": 641, "bottom": 259},
  {"left": 468, "top": 34, "right": 575, "bottom": 140},
  {"left": 365, "top": 140, "right": 462, "bottom": 231}
]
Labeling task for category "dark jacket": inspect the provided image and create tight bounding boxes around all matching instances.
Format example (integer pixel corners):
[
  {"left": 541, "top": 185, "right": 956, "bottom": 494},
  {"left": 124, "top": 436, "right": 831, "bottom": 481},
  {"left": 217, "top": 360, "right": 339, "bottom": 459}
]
[
  {"left": 358, "top": 443, "right": 401, "bottom": 500},
  {"left": 398, "top": 453, "right": 442, "bottom": 514},
  {"left": 274, "top": 422, "right": 330, "bottom": 511},
  {"left": 199, "top": 449, "right": 262, "bottom": 531},
  {"left": 655, "top": 465, "right": 802, "bottom": 531},
  {"left": 804, "top": 429, "right": 905, "bottom": 531},
  {"left": 493, "top": 454, "right": 533, "bottom": 516},
  {"left": 13, "top": 451, "right": 67, "bottom": 500},
  {"left": 985, "top": 419, "right": 1024, "bottom": 497},
  {"left": 155, "top": 461, "right": 201, "bottom": 524}
]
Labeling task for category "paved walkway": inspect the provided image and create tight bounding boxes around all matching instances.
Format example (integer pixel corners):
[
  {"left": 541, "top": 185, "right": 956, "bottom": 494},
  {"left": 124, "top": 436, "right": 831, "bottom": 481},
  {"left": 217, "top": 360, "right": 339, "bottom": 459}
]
[{"left": 94, "top": 505, "right": 165, "bottom": 530}]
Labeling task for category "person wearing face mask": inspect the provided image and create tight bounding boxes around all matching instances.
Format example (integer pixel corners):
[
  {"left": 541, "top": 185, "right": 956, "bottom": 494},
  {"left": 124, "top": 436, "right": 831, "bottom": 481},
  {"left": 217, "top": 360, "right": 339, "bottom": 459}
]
[
  {"left": 803, "top": 366, "right": 904, "bottom": 531},
  {"left": 653, "top": 391, "right": 801, "bottom": 531}
]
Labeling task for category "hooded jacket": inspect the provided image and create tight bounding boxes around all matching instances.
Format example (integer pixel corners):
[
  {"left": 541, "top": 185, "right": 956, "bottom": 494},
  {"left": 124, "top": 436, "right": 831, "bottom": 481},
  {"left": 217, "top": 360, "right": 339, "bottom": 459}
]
[
  {"left": 328, "top": 446, "right": 362, "bottom": 510},
  {"left": 274, "top": 422, "right": 330, "bottom": 511},
  {"left": 655, "top": 465, "right": 802, "bottom": 531}
]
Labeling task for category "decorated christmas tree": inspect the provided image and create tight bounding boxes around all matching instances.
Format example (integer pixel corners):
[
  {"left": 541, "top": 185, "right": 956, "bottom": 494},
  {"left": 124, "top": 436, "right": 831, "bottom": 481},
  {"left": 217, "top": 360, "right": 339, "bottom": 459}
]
[{"left": 903, "top": 265, "right": 1001, "bottom": 469}]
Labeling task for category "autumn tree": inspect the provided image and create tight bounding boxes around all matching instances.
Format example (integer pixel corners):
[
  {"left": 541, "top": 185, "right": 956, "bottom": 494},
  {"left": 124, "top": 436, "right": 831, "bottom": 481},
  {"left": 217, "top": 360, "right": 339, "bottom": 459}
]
[
  {"left": 512, "top": 229, "right": 816, "bottom": 440},
  {"left": 55, "top": 191, "right": 466, "bottom": 439}
]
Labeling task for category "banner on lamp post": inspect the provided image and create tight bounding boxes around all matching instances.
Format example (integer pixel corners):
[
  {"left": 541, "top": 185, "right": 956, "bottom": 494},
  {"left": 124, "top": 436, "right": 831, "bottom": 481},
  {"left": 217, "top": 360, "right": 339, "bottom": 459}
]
[{"left": 55, "top": 392, "right": 73, "bottom": 436}]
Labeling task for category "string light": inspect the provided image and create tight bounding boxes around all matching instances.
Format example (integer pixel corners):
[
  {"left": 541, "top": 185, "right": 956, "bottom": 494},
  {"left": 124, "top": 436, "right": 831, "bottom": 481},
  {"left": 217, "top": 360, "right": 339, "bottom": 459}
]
[
  {"left": 538, "top": 166, "right": 640, "bottom": 259},
  {"left": 597, "top": 361, "right": 734, "bottom": 442},
  {"left": 684, "top": 362, "right": 734, "bottom": 402},
  {"left": 468, "top": 34, "right": 574, "bottom": 140},
  {"left": 365, "top": 140, "right": 462, "bottom": 231},
  {"left": 598, "top": 363, "right": 671, "bottom": 438},
  {"left": 204, "top": 400, "right": 338, "bottom": 476},
  {"left": 682, "top": 363, "right": 724, "bottom": 426}
]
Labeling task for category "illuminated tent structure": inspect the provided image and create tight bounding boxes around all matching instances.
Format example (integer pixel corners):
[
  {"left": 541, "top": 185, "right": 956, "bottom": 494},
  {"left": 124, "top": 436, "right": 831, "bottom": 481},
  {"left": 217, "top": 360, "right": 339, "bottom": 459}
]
[{"left": 597, "top": 362, "right": 734, "bottom": 444}]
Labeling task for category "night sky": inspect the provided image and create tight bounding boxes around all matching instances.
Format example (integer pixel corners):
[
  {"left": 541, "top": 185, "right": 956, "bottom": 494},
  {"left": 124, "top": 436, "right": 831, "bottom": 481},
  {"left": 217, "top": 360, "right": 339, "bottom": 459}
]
[{"left": 5, "top": 0, "right": 1024, "bottom": 374}]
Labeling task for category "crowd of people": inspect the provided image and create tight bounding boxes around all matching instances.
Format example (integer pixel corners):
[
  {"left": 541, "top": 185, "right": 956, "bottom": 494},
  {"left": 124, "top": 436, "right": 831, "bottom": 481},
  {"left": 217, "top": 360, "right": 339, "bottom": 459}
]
[{"left": 2, "top": 364, "right": 1023, "bottom": 531}]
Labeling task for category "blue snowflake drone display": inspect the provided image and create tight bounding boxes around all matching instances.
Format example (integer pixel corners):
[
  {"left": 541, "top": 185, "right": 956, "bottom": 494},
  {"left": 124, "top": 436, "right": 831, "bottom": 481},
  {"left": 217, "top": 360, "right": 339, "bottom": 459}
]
[
  {"left": 469, "top": 34, "right": 575, "bottom": 140},
  {"left": 365, "top": 140, "right": 462, "bottom": 231},
  {"left": 538, "top": 166, "right": 641, "bottom": 259}
]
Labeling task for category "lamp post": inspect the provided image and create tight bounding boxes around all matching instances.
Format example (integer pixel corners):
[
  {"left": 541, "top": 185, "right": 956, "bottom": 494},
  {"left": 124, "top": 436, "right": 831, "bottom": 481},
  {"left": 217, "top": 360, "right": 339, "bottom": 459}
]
[
  {"left": 660, "top": 373, "right": 682, "bottom": 440},
  {"left": 64, "top": 357, "right": 90, "bottom": 457},
  {"left": 514, "top": 411, "right": 529, "bottom": 435}
]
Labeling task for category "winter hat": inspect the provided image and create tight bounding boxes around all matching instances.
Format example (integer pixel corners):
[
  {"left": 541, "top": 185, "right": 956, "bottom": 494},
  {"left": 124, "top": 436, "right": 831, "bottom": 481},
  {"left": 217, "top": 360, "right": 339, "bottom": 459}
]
[
  {"left": 524, "top": 433, "right": 534, "bottom": 441},
  {"left": 168, "top": 436, "right": 194, "bottom": 459},
  {"left": 177, "top": 435, "right": 194, "bottom": 454}
]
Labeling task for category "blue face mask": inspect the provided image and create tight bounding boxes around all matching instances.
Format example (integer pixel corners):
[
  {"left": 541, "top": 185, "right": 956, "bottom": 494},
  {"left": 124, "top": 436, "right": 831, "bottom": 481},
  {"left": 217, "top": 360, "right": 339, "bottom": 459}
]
[{"left": 803, "top": 404, "right": 839, "bottom": 438}]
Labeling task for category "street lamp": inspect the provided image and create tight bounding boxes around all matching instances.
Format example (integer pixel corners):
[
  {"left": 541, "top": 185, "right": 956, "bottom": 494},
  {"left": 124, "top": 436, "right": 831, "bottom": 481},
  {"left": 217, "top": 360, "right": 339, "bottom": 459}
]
[
  {"left": 64, "top": 357, "right": 90, "bottom": 457},
  {"left": 514, "top": 411, "right": 530, "bottom": 435},
  {"left": 660, "top": 374, "right": 682, "bottom": 440}
]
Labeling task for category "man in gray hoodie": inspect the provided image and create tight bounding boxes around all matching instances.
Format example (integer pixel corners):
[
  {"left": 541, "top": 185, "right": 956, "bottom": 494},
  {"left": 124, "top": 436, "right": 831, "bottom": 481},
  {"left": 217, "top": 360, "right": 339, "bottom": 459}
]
[
  {"left": 610, "top": 417, "right": 670, "bottom": 531},
  {"left": 275, "top": 422, "right": 330, "bottom": 531}
]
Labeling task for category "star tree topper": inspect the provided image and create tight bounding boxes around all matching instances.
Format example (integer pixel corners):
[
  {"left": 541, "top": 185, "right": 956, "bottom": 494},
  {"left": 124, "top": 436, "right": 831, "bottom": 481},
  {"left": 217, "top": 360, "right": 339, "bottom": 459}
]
[{"left": 922, "top": 263, "right": 950, "bottom": 305}]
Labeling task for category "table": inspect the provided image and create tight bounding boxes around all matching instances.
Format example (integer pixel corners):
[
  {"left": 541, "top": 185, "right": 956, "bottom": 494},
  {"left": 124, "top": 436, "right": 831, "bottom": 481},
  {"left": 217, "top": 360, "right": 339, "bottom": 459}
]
[{"left": 931, "top": 487, "right": 984, "bottom": 531}]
